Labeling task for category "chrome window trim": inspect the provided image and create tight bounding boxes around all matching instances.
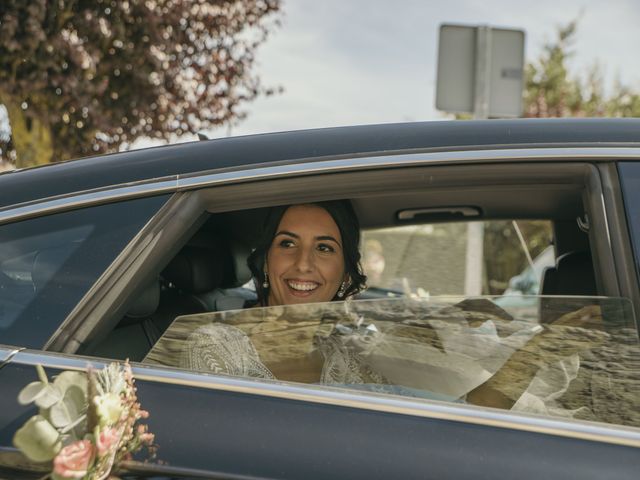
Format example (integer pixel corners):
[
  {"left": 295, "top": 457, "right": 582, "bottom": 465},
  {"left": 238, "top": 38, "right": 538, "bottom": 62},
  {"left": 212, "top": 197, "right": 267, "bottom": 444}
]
[
  {"left": 0, "top": 178, "right": 177, "bottom": 226},
  {"left": 0, "top": 347, "right": 24, "bottom": 370},
  {"left": 4, "top": 347, "right": 640, "bottom": 449},
  {"left": 1, "top": 146, "right": 640, "bottom": 226}
]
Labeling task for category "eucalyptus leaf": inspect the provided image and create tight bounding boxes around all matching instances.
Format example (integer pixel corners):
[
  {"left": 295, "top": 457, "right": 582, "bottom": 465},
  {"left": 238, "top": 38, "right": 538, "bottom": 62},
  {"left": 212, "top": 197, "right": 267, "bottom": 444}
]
[
  {"left": 60, "top": 413, "right": 87, "bottom": 437},
  {"left": 13, "top": 415, "right": 62, "bottom": 462},
  {"left": 35, "top": 364, "right": 49, "bottom": 384},
  {"left": 17, "top": 381, "right": 46, "bottom": 405},
  {"left": 33, "top": 384, "right": 62, "bottom": 410},
  {"left": 49, "top": 385, "right": 85, "bottom": 428},
  {"left": 53, "top": 371, "right": 88, "bottom": 396}
]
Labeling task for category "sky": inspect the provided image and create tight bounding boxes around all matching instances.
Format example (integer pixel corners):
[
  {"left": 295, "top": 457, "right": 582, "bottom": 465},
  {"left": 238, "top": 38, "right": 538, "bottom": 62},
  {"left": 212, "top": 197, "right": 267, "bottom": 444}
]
[
  {"left": 199, "top": 0, "right": 640, "bottom": 140},
  {"left": 2, "top": 0, "right": 640, "bottom": 156}
]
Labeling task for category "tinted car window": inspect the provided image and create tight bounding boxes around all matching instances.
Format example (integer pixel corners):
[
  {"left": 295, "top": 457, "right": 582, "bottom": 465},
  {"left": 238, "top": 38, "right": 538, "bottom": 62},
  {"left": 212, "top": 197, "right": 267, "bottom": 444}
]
[
  {"left": 145, "top": 296, "right": 640, "bottom": 428},
  {"left": 0, "top": 195, "right": 169, "bottom": 348},
  {"left": 619, "top": 162, "right": 640, "bottom": 287}
]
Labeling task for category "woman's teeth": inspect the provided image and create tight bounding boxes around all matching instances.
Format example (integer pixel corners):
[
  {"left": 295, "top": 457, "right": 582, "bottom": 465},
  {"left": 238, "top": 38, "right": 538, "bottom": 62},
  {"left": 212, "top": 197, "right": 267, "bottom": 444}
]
[{"left": 287, "top": 281, "right": 318, "bottom": 291}]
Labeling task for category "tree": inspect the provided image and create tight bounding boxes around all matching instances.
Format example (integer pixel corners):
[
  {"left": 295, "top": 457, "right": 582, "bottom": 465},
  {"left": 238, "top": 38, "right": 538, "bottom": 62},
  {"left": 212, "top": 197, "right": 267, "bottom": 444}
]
[
  {"left": 0, "top": 0, "right": 280, "bottom": 168},
  {"left": 524, "top": 20, "right": 640, "bottom": 118}
]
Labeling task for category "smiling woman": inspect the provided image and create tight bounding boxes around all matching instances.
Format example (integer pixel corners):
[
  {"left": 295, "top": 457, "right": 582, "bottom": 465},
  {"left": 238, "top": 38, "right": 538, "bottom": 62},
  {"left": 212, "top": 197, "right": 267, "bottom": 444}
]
[{"left": 247, "top": 201, "right": 367, "bottom": 306}]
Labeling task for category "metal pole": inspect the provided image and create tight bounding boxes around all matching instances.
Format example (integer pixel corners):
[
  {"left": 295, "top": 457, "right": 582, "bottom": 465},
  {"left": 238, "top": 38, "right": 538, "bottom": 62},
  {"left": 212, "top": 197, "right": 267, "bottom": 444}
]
[
  {"left": 473, "top": 25, "right": 492, "bottom": 120},
  {"left": 464, "top": 26, "right": 492, "bottom": 296}
]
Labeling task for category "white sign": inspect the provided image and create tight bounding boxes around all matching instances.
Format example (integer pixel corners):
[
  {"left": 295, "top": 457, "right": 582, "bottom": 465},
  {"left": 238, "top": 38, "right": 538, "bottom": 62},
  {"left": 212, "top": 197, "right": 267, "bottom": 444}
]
[{"left": 436, "top": 24, "right": 525, "bottom": 118}]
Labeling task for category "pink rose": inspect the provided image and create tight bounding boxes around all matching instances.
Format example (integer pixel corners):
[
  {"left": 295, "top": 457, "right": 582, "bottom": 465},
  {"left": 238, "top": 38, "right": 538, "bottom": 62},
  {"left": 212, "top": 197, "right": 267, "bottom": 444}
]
[
  {"left": 139, "top": 432, "right": 155, "bottom": 445},
  {"left": 53, "top": 440, "right": 95, "bottom": 479},
  {"left": 96, "top": 427, "right": 122, "bottom": 457}
]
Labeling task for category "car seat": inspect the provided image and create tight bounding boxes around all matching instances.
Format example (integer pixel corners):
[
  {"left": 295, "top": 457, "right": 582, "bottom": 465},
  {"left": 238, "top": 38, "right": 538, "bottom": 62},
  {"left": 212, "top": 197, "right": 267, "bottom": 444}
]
[{"left": 539, "top": 250, "right": 597, "bottom": 323}]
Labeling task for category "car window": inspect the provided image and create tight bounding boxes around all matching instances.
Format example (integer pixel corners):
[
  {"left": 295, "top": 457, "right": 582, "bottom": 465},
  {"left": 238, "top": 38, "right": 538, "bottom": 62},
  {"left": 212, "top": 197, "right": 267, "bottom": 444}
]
[
  {"left": 0, "top": 195, "right": 170, "bottom": 348},
  {"left": 144, "top": 295, "right": 640, "bottom": 428},
  {"left": 619, "top": 162, "right": 640, "bottom": 287},
  {"left": 361, "top": 220, "right": 553, "bottom": 297}
]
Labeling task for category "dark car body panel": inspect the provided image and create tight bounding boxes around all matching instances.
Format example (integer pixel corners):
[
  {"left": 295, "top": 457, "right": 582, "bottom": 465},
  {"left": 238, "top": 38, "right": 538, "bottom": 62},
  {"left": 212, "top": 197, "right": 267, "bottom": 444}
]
[{"left": 1, "top": 360, "right": 639, "bottom": 480}]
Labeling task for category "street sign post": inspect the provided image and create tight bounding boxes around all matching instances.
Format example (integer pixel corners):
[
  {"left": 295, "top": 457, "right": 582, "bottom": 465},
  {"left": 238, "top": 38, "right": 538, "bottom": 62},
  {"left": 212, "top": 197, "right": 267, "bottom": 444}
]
[{"left": 436, "top": 24, "right": 525, "bottom": 118}]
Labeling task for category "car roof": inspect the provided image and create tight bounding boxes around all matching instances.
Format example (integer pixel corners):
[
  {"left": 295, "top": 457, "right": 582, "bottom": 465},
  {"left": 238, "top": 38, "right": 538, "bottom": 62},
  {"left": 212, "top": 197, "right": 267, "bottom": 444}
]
[{"left": 2, "top": 117, "right": 640, "bottom": 208}]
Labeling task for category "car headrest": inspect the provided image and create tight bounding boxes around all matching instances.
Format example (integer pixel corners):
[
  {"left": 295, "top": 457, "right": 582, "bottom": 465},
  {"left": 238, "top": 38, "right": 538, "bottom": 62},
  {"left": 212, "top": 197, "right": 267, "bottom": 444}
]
[
  {"left": 539, "top": 266, "right": 557, "bottom": 296},
  {"left": 542, "top": 250, "right": 596, "bottom": 296},
  {"left": 555, "top": 250, "right": 597, "bottom": 296},
  {"left": 163, "top": 246, "right": 231, "bottom": 294},
  {"left": 125, "top": 279, "right": 160, "bottom": 318},
  {"left": 231, "top": 243, "right": 253, "bottom": 286}
]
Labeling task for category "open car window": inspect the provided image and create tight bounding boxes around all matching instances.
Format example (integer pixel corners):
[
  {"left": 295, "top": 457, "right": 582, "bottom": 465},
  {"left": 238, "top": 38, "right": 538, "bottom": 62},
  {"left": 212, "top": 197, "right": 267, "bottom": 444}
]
[
  {"left": 361, "top": 220, "right": 553, "bottom": 297},
  {"left": 144, "top": 295, "right": 640, "bottom": 429}
]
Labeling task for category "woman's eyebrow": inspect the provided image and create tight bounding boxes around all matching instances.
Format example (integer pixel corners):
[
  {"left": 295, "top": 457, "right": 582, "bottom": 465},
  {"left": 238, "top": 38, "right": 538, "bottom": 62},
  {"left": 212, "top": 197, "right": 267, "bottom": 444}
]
[
  {"left": 274, "top": 230, "right": 299, "bottom": 238},
  {"left": 275, "top": 231, "right": 341, "bottom": 246},
  {"left": 316, "top": 235, "right": 341, "bottom": 246}
]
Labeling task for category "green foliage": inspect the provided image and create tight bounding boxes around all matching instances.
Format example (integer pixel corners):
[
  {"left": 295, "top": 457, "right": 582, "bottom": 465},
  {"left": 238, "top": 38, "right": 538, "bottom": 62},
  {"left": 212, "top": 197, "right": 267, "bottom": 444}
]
[
  {"left": 524, "top": 20, "right": 640, "bottom": 118},
  {"left": 13, "top": 415, "right": 62, "bottom": 462},
  {"left": 13, "top": 365, "right": 89, "bottom": 461},
  {"left": 0, "top": 0, "right": 281, "bottom": 167}
]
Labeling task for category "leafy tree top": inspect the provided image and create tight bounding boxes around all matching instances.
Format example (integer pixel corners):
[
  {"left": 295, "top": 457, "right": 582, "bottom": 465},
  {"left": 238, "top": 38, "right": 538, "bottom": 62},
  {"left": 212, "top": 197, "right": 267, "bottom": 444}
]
[
  {"left": 0, "top": 0, "right": 280, "bottom": 166},
  {"left": 524, "top": 20, "right": 640, "bottom": 118}
]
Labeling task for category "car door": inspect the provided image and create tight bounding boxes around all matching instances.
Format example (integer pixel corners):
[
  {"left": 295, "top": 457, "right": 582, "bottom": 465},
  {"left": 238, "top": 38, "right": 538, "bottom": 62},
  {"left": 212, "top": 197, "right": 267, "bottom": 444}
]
[{"left": 2, "top": 346, "right": 640, "bottom": 480}]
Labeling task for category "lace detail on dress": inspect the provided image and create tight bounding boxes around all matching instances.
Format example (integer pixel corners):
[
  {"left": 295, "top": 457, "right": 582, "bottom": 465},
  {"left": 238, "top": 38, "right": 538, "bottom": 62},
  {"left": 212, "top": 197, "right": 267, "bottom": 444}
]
[
  {"left": 180, "top": 323, "right": 275, "bottom": 379},
  {"left": 318, "top": 335, "right": 388, "bottom": 385}
]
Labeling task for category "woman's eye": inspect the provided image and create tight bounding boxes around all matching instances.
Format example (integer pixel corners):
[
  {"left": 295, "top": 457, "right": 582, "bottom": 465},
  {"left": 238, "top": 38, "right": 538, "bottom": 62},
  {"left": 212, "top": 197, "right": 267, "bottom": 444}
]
[
  {"left": 317, "top": 243, "right": 335, "bottom": 253},
  {"left": 279, "top": 239, "right": 295, "bottom": 248}
]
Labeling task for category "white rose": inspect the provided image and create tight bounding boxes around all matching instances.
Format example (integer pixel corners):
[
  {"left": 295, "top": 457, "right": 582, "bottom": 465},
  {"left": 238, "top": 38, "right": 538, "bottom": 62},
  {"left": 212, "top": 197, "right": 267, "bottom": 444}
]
[{"left": 94, "top": 393, "right": 123, "bottom": 426}]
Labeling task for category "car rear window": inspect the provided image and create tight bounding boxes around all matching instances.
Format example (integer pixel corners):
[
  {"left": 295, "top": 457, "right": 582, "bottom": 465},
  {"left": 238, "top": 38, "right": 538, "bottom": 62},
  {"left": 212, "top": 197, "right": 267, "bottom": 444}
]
[{"left": 0, "top": 195, "right": 169, "bottom": 348}]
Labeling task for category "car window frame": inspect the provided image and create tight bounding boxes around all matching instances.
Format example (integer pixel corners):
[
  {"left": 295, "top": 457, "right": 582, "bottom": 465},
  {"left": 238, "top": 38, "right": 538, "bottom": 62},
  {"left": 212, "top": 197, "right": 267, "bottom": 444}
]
[
  {"left": 51, "top": 158, "right": 622, "bottom": 352},
  {"left": 3, "top": 152, "right": 624, "bottom": 358}
]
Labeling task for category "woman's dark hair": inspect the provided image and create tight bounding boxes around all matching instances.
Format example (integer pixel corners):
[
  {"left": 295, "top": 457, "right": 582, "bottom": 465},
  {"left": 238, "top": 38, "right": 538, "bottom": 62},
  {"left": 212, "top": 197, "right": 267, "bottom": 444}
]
[{"left": 247, "top": 200, "right": 367, "bottom": 305}]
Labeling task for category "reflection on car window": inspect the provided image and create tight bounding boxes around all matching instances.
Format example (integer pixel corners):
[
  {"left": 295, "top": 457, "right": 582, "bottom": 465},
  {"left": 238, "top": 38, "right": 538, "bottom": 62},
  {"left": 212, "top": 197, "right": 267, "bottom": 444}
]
[
  {"left": 0, "top": 225, "right": 93, "bottom": 328},
  {"left": 0, "top": 195, "right": 169, "bottom": 348},
  {"left": 145, "top": 296, "right": 640, "bottom": 428}
]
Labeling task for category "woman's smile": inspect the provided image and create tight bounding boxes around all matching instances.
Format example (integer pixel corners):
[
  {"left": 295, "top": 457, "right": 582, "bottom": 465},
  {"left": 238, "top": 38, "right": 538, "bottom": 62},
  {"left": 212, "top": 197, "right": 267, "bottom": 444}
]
[{"left": 286, "top": 279, "right": 320, "bottom": 293}]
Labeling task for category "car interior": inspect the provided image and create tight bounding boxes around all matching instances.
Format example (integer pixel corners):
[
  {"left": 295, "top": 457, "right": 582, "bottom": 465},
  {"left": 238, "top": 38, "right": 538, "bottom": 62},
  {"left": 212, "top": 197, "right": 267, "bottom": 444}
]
[{"left": 78, "top": 161, "right": 611, "bottom": 362}]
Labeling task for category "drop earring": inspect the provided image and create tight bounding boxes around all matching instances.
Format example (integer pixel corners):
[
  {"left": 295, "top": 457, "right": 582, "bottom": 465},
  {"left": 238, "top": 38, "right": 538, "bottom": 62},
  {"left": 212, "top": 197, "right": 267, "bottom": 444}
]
[
  {"left": 263, "top": 271, "right": 270, "bottom": 289},
  {"left": 337, "top": 281, "right": 348, "bottom": 298}
]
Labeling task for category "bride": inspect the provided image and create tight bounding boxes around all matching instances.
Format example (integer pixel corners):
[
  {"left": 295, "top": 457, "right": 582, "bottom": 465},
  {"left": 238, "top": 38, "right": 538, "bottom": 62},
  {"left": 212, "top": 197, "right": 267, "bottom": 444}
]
[{"left": 181, "top": 201, "right": 372, "bottom": 383}]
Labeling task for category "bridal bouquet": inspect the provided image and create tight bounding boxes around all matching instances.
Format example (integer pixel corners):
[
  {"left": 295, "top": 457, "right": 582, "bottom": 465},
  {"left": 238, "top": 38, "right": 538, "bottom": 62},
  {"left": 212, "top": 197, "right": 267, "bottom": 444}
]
[{"left": 13, "top": 361, "right": 155, "bottom": 480}]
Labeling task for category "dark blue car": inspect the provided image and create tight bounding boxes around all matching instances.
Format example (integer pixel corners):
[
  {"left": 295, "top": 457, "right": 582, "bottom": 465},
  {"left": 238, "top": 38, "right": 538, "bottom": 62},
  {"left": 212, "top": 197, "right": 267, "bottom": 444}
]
[{"left": 1, "top": 119, "right": 640, "bottom": 479}]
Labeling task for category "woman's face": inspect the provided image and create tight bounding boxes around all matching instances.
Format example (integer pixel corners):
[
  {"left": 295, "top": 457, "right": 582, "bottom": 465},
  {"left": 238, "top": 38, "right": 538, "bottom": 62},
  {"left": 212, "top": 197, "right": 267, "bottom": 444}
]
[{"left": 266, "top": 205, "right": 346, "bottom": 306}]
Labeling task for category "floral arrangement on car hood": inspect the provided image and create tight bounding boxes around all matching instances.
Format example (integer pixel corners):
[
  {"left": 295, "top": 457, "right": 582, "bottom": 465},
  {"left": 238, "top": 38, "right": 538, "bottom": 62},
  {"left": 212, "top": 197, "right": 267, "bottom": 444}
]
[{"left": 13, "top": 361, "right": 155, "bottom": 480}]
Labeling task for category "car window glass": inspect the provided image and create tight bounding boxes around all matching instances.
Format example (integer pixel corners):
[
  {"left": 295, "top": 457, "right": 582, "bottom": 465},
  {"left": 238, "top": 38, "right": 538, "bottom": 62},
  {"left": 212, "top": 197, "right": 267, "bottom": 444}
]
[
  {"left": 619, "top": 162, "right": 640, "bottom": 286},
  {"left": 0, "top": 195, "right": 169, "bottom": 348},
  {"left": 361, "top": 220, "right": 553, "bottom": 297},
  {"left": 145, "top": 295, "right": 640, "bottom": 428}
]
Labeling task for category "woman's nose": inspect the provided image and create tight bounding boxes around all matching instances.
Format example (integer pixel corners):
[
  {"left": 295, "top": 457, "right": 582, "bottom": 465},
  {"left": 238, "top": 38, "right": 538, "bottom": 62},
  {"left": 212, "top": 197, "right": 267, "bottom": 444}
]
[{"left": 294, "top": 247, "right": 314, "bottom": 271}]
